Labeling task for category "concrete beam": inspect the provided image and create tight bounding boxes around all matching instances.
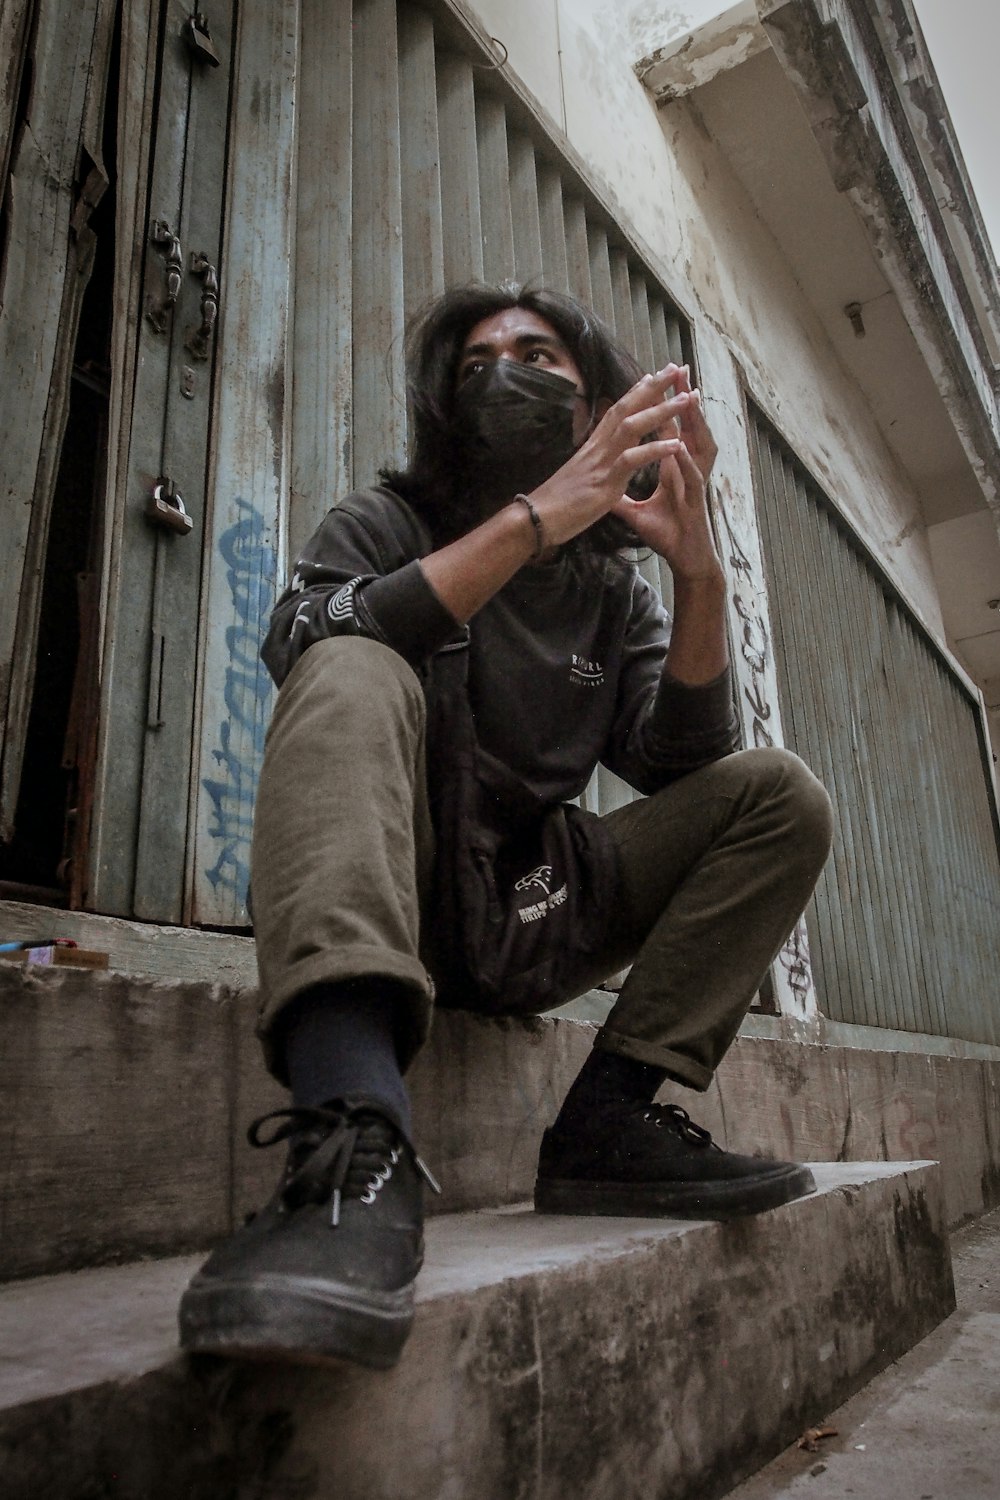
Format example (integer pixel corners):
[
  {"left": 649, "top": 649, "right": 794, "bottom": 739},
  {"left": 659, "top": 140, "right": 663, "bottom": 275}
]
[{"left": 633, "top": 1, "right": 770, "bottom": 103}]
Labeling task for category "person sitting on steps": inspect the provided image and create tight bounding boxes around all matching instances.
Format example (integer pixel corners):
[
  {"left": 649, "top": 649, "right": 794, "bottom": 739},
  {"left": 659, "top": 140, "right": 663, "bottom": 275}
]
[{"left": 178, "top": 282, "right": 833, "bottom": 1372}]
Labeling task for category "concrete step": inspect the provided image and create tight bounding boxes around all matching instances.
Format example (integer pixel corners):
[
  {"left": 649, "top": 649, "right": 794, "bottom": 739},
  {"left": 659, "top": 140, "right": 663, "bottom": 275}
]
[
  {"left": 0, "top": 1162, "right": 954, "bottom": 1500},
  {"left": 5, "top": 957, "right": 1000, "bottom": 1281},
  {"left": 0, "top": 961, "right": 593, "bottom": 1280},
  {"left": 727, "top": 1204, "right": 1000, "bottom": 1500}
]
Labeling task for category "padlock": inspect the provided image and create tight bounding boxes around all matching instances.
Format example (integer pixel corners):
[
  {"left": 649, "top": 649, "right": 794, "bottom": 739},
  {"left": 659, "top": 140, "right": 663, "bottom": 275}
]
[
  {"left": 146, "top": 479, "right": 194, "bottom": 535},
  {"left": 185, "top": 12, "right": 221, "bottom": 67}
]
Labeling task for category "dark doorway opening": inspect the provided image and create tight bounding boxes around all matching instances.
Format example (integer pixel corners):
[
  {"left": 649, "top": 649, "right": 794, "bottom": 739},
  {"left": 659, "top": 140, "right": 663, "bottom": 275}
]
[{"left": 0, "top": 23, "right": 120, "bottom": 908}]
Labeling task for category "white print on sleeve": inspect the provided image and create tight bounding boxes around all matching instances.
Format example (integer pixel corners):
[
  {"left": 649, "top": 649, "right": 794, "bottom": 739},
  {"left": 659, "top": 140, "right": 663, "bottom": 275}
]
[{"left": 327, "top": 577, "right": 362, "bottom": 624}]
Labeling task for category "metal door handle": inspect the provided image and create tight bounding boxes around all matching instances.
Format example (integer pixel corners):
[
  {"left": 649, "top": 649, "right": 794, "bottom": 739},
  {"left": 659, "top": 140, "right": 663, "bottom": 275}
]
[
  {"left": 146, "top": 221, "right": 183, "bottom": 333},
  {"left": 186, "top": 253, "right": 219, "bottom": 360}
]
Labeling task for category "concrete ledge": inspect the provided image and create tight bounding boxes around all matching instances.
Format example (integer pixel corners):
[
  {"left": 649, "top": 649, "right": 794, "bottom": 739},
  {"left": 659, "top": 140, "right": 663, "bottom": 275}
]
[
  {"left": 0, "top": 897, "right": 258, "bottom": 986},
  {"left": 695, "top": 1030, "right": 1000, "bottom": 1229},
  {"left": 3, "top": 964, "right": 1000, "bottom": 1279},
  {"left": 0, "top": 965, "right": 592, "bottom": 1278},
  {"left": 0, "top": 1163, "right": 954, "bottom": 1500}
]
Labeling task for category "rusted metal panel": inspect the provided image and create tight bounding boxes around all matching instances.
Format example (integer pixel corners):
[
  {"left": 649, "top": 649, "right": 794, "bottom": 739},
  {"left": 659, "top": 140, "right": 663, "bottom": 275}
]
[
  {"left": 91, "top": 0, "right": 233, "bottom": 922},
  {"left": 475, "top": 91, "right": 514, "bottom": 283},
  {"left": 507, "top": 130, "right": 544, "bottom": 283},
  {"left": 132, "top": 2, "right": 234, "bottom": 923},
  {"left": 352, "top": 0, "right": 406, "bottom": 483},
  {"left": 836, "top": 512, "right": 926, "bottom": 1031},
  {"left": 813, "top": 477, "right": 895, "bottom": 1029},
  {"left": 562, "top": 195, "right": 592, "bottom": 307},
  {"left": 746, "top": 416, "right": 833, "bottom": 1007},
  {"left": 190, "top": 0, "right": 297, "bottom": 926},
  {"left": 585, "top": 221, "right": 615, "bottom": 329},
  {"left": 751, "top": 403, "right": 1000, "bottom": 1046},
  {"left": 629, "top": 269, "right": 655, "bottom": 374},
  {"left": 436, "top": 51, "right": 483, "bottom": 284},
  {"left": 647, "top": 295, "right": 672, "bottom": 370},
  {"left": 536, "top": 160, "right": 569, "bottom": 291},
  {"left": 89, "top": 0, "right": 166, "bottom": 904},
  {"left": 290, "top": 0, "right": 353, "bottom": 560},
  {"left": 0, "top": 0, "right": 112, "bottom": 836},
  {"left": 398, "top": 5, "right": 444, "bottom": 322},
  {"left": 608, "top": 246, "right": 636, "bottom": 352}
]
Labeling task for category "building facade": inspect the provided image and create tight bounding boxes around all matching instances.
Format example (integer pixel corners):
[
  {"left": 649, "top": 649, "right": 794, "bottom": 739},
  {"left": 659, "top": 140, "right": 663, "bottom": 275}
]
[{"left": 1, "top": 0, "right": 998, "bottom": 1048}]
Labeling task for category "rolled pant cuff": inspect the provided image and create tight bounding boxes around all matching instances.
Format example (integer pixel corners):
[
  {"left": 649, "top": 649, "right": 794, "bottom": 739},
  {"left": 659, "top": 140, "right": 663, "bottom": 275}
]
[
  {"left": 256, "top": 946, "right": 435, "bottom": 1080},
  {"left": 594, "top": 1027, "right": 714, "bottom": 1092}
]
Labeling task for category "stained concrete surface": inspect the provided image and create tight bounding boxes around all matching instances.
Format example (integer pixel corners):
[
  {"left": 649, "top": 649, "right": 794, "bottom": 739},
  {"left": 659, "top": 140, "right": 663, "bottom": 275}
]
[
  {"left": 0, "top": 1163, "right": 954, "bottom": 1500},
  {"left": 6, "top": 962, "right": 1000, "bottom": 1283},
  {"left": 729, "top": 1205, "right": 1000, "bottom": 1500}
]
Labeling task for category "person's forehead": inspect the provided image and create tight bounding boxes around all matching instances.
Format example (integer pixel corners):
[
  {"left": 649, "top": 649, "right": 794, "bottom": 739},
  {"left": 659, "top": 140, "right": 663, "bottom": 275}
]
[{"left": 460, "top": 307, "right": 567, "bottom": 353}]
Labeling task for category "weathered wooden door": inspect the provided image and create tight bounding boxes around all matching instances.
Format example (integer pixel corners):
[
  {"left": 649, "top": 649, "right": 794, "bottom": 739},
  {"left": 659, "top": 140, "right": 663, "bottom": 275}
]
[{"left": 90, "top": 0, "right": 234, "bottom": 922}]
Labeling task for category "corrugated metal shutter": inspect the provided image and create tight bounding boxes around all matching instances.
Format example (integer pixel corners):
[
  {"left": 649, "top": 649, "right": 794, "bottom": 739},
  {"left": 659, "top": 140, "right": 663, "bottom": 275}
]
[
  {"left": 285, "top": 0, "right": 692, "bottom": 850},
  {"left": 749, "top": 404, "right": 1000, "bottom": 1045}
]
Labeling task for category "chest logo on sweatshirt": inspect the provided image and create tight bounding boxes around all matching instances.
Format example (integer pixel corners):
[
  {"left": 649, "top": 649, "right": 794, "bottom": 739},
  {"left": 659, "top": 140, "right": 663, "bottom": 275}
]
[{"left": 570, "top": 653, "right": 605, "bottom": 687}]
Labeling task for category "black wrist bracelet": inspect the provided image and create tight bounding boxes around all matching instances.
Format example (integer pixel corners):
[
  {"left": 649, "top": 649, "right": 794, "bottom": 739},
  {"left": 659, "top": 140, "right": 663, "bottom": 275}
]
[{"left": 513, "top": 493, "right": 546, "bottom": 560}]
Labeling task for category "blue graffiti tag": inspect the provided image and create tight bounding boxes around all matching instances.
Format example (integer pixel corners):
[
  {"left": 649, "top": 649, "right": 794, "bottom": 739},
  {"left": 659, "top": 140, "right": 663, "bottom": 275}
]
[{"left": 202, "top": 497, "right": 277, "bottom": 908}]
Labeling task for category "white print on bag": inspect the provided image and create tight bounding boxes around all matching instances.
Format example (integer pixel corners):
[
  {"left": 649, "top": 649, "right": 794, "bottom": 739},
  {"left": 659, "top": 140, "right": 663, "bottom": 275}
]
[
  {"left": 569, "top": 653, "right": 604, "bottom": 687},
  {"left": 514, "top": 865, "right": 569, "bottom": 925}
]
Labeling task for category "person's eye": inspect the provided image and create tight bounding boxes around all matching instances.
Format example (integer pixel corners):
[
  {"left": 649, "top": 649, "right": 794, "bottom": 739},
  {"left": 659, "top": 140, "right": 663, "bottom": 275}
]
[
  {"left": 459, "top": 359, "right": 487, "bottom": 384},
  {"left": 525, "top": 348, "right": 549, "bottom": 364}
]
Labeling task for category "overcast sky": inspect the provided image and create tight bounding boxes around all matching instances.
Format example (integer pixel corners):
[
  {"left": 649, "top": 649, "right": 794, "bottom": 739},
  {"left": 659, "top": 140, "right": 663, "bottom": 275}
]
[{"left": 910, "top": 0, "right": 999, "bottom": 263}]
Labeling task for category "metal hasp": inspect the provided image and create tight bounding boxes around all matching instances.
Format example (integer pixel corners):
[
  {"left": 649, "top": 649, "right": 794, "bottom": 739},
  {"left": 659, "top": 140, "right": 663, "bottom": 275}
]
[
  {"left": 186, "top": 252, "right": 219, "bottom": 360},
  {"left": 145, "top": 477, "right": 194, "bottom": 535},
  {"left": 185, "top": 12, "right": 221, "bottom": 67},
  {"left": 146, "top": 221, "right": 183, "bottom": 333}
]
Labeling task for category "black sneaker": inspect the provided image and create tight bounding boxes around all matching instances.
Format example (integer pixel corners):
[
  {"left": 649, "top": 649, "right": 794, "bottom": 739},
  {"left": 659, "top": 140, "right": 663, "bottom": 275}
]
[
  {"left": 178, "top": 1098, "right": 440, "bottom": 1369},
  {"left": 534, "top": 1102, "right": 815, "bottom": 1220}
]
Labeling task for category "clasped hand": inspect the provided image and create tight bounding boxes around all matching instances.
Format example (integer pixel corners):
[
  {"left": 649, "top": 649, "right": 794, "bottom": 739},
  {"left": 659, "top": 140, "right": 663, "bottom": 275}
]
[{"left": 529, "top": 363, "right": 722, "bottom": 585}]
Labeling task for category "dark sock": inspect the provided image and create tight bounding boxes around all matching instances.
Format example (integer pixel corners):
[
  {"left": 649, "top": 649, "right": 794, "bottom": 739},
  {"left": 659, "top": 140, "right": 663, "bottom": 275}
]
[
  {"left": 281, "top": 980, "right": 412, "bottom": 1136},
  {"left": 553, "top": 1047, "right": 667, "bottom": 1133}
]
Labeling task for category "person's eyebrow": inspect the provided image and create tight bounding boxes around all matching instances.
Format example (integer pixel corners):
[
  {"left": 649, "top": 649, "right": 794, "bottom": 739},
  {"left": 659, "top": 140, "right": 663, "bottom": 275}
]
[{"left": 460, "top": 331, "right": 569, "bottom": 361}]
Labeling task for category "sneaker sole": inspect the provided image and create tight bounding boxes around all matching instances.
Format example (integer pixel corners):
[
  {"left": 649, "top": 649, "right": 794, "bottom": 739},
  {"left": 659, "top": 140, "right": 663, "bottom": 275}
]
[
  {"left": 533, "top": 1163, "right": 816, "bottom": 1220},
  {"left": 178, "top": 1272, "right": 415, "bottom": 1370}
]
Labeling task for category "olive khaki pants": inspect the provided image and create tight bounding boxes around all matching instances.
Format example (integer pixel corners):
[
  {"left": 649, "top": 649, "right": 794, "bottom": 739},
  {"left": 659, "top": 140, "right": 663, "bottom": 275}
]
[{"left": 252, "top": 637, "right": 833, "bottom": 1091}]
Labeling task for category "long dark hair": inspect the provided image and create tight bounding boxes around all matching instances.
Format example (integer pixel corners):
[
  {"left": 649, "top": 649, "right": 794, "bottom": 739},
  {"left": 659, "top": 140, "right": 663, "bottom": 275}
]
[{"left": 380, "top": 282, "right": 648, "bottom": 558}]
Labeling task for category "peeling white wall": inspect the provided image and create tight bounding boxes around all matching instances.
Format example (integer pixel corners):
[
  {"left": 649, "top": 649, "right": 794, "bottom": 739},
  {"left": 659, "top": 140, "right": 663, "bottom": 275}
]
[{"left": 460, "top": 0, "right": 946, "bottom": 636}]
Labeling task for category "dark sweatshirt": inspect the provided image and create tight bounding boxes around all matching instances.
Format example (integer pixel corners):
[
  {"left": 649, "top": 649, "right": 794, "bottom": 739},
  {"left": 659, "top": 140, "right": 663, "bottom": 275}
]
[{"left": 261, "top": 486, "right": 739, "bottom": 801}]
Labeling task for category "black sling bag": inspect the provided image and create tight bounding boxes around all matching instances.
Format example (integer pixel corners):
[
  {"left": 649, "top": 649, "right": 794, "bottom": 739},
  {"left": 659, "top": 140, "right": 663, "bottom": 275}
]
[{"left": 424, "top": 636, "right": 621, "bottom": 1015}]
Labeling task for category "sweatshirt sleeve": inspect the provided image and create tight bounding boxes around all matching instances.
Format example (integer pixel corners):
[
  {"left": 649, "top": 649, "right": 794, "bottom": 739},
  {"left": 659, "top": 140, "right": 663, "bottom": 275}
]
[
  {"left": 261, "top": 489, "right": 461, "bottom": 688},
  {"left": 602, "top": 570, "right": 741, "bottom": 793}
]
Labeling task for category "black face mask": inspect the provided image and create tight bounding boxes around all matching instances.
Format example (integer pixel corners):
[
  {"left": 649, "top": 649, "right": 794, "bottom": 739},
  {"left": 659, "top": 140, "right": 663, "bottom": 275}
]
[{"left": 451, "top": 360, "right": 584, "bottom": 502}]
